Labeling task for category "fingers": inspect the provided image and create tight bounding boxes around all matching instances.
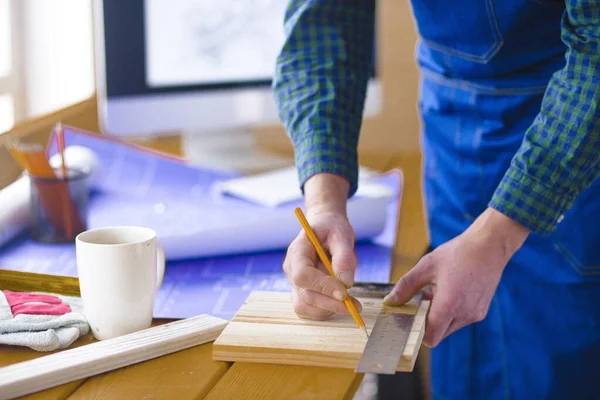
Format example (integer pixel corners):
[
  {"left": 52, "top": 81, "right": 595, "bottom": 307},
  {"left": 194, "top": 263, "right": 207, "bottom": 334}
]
[
  {"left": 383, "top": 255, "right": 434, "bottom": 305},
  {"left": 329, "top": 229, "right": 357, "bottom": 288},
  {"left": 441, "top": 319, "right": 464, "bottom": 341},
  {"left": 292, "top": 288, "right": 334, "bottom": 321},
  {"left": 292, "top": 288, "right": 362, "bottom": 318},
  {"left": 284, "top": 237, "right": 348, "bottom": 301},
  {"left": 422, "top": 284, "right": 434, "bottom": 301},
  {"left": 284, "top": 218, "right": 358, "bottom": 321},
  {"left": 422, "top": 296, "right": 453, "bottom": 348},
  {"left": 292, "top": 266, "right": 349, "bottom": 301}
]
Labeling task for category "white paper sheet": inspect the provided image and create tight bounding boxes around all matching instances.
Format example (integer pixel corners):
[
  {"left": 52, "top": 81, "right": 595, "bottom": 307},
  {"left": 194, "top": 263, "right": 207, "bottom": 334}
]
[{"left": 214, "top": 165, "right": 384, "bottom": 208}]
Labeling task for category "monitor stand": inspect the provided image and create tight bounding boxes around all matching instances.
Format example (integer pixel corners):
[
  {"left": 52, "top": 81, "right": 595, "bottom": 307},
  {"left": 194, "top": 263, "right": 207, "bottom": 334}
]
[{"left": 181, "top": 128, "right": 293, "bottom": 173}]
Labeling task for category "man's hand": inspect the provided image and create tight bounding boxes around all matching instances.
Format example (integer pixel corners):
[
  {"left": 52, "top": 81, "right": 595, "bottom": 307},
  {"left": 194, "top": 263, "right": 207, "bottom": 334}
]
[
  {"left": 384, "top": 207, "right": 531, "bottom": 347},
  {"left": 283, "top": 173, "right": 362, "bottom": 320}
]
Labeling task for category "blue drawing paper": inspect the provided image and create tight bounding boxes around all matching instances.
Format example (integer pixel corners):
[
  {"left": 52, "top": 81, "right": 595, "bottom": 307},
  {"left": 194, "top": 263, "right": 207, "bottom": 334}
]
[{"left": 0, "top": 127, "right": 402, "bottom": 320}]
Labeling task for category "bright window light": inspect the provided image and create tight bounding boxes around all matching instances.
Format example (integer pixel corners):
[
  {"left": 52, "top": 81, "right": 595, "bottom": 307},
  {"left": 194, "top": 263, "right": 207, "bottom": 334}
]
[{"left": 0, "top": 0, "right": 12, "bottom": 78}]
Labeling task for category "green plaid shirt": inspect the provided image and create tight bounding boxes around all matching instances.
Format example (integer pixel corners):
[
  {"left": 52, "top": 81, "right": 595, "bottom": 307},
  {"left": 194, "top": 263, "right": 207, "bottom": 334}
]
[{"left": 272, "top": 0, "right": 600, "bottom": 236}]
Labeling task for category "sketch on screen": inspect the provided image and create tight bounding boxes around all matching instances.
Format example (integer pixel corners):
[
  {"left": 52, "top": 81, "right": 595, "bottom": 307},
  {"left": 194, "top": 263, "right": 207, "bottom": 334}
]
[{"left": 144, "top": 0, "right": 287, "bottom": 87}]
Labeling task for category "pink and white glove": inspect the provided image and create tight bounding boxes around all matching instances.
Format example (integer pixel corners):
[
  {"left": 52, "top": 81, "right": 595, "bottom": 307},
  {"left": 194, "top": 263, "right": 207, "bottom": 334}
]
[{"left": 0, "top": 290, "right": 89, "bottom": 351}]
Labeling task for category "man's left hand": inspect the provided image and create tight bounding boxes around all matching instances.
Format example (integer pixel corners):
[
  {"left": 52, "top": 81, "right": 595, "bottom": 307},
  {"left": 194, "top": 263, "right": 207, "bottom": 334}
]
[{"left": 383, "top": 207, "right": 530, "bottom": 347}]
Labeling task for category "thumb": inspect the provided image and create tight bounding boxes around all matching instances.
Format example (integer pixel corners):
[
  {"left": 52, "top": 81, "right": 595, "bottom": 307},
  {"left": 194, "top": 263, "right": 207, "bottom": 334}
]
[
  {"left": 330, "top": 230, "right": 358, "bottom": 288},
  {"left": 383, "top": 257, "right": 434, "bottom": 305}
]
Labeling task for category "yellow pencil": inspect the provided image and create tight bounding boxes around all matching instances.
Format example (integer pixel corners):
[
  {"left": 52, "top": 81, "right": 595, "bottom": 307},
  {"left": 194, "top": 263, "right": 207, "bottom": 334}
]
[{"left": 294, "top": 207, "right": 369, "bottom": 338}]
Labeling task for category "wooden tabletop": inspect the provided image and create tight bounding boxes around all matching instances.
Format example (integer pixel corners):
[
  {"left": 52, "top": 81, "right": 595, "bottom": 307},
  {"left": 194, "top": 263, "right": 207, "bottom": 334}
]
[{"left": 0, "top": 136, "right": 429, "bottom": 399}]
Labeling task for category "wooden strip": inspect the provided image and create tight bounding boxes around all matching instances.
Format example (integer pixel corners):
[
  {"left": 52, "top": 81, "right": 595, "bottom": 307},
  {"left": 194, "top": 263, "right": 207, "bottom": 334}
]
[
  {"left": 240, "top": 291, "right": 418, "bottom": 318},
  {"left": 205, "top": 362, "right": 363, "bottom": 400},
  {"left": 67, "top": 343, "right": 231, "bottom": 400},
  {"left": 401, "top": 299, "right": 430, "bottom": 361},
  {"left": 0, "top": 315, "right": 227, "bottom": 400},
  {"left": 0, "top": 269, "right": 80, "bottom": 297}
]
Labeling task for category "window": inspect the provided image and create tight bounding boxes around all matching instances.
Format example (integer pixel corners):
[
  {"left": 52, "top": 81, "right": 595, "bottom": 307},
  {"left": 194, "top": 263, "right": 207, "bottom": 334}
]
[
  {"left": 0, "top": 0, "right": 11, "bottom": 78},
  {"left": 0, "top": 0, "right": 18, "bottom": 133},
  {"left": 21, "top": 0, "right": 94, "bottom": 119},
  {"left": 0, "top": 0, "right": 24, "bottom": 132},
  {"left": 0, "top": 0, "right": 95, "bottom": 133}
]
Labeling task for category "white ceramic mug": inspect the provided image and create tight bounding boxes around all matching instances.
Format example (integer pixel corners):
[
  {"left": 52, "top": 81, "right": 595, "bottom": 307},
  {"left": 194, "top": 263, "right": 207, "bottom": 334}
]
[{"left": 75, "top": 226, "right": 165, "bottom": 340}]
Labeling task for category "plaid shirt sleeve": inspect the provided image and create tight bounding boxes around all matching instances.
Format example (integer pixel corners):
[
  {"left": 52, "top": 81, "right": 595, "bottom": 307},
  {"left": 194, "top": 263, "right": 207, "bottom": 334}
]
[
  {"left": 489, "top": 0, "right": 600, "bottom": 235},
  {"left": 272, "top": 0, "right": 375, "bottom": 197}
]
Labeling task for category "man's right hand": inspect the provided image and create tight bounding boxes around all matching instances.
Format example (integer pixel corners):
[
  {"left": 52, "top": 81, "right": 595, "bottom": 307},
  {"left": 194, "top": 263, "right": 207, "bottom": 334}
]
[{"left": 283, "top": 173, "right": 362, "bottom": 321}]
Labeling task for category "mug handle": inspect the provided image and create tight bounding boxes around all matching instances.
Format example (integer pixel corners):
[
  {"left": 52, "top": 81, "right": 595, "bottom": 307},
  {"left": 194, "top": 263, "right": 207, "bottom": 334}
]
[{"left": 156, "top": 243, "right": 166, "bottom": 290}]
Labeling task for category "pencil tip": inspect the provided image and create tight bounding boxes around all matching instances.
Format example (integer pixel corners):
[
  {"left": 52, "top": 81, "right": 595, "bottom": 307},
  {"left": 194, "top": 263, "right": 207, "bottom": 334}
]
[{"left": 361, "top": 326, "right": 369, "bottom": 339}]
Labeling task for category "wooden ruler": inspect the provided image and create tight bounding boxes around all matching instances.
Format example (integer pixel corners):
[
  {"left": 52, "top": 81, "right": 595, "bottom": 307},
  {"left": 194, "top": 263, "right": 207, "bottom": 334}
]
[
  {"left": 0, "top": 269, "right": 80, "bottom": 296},
  {"left": 0, "top": 314, "right": 228, "bottom": 399}
]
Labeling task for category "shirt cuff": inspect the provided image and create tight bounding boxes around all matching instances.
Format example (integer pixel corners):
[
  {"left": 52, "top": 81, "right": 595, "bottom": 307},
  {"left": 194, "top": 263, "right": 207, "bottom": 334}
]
[
  {"left": 488, "top": 166, "right": 575, "bottom": 236},
  {"left": 293, "top": 134, "right": 359, "bottom": 198}
]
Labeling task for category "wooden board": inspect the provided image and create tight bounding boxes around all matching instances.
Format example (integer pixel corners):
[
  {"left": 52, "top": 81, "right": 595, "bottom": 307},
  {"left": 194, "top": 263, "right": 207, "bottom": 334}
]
[
  {"left": 213, "top": 291, "right": 429, "bottom": 372},
  {"left": 0, "top": 314, "right": 228, "bottom": 400},
  {"left": 0, "top": 269, "right": 80, "bottom": 297}
]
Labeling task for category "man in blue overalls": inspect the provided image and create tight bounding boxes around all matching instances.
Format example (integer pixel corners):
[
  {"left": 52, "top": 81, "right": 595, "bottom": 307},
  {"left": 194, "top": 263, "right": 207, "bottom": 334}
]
[{"left": 273, "top": 0, "right": 600, "bottom": 398}]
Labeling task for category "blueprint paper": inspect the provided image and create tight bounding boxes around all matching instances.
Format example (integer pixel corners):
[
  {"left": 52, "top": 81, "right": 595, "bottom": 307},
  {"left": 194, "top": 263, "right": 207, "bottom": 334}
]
[
  {"left": 0, "top": 199, "right": 400, "bottom": 320},
  {"left": 0, "top": 127, "right": 403, "bottom": 320},
  {"left": 27, "top": 127, "right": 390, "bottom": 260}
]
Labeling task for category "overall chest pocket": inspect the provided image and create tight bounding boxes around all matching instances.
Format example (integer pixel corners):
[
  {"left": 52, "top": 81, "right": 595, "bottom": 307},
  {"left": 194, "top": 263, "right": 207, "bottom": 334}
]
[{"left": 410, "top": 0, "right": 503, "bottom": 63}]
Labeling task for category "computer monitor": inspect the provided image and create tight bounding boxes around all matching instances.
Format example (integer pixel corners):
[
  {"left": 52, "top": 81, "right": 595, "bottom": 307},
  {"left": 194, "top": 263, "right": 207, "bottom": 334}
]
[{"left": 93, "top": 0, "right": 381, "bottom": 171}]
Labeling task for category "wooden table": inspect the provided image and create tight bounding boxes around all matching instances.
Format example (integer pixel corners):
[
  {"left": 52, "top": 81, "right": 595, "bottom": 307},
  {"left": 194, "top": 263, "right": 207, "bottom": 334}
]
[{"left": 0, "top": 123, "right": 430, "bottom": 399}]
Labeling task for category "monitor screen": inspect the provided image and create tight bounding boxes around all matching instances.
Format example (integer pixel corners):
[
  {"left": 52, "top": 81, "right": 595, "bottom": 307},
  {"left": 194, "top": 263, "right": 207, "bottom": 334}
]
[
  {"left": 95, "top": 0, "right": 379, "bottom": 136},
  {"left": 100, "top": 0, "right": 376, "bottom": 99},
  {"left": 144, "top": 0, "right": 287, "bottom": 88}
]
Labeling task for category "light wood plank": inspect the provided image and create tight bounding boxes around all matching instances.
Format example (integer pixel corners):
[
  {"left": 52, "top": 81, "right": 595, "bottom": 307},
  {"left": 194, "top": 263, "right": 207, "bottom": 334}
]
[
  {"left": 205, "top": 362, "right": 364, "bottom": 400},
  {"left": 401, "top": 299, "right": 430, "bottom": 365},
  {"left": 0, "top": 270, "right": 80, "bottom": 297},
  {"left": 213, "top": 291, "right": 427, "bottom": 372},
  {"left": 68, "top": 342, "right": 230, "bottom": 400},
  {"left": 0, "top": 331, "right": 97, "bottom": 400},
  {"left": 0, "top": 315, "right": 227, "bottom": 400}
]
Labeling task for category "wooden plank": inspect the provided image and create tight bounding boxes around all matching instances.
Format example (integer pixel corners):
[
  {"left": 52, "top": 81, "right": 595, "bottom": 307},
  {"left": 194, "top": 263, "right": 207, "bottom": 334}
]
[
  {"left": 67, "top": 343, "right": 231, "bottom": 400},
  {"left": 0, "top": 270, "right": 80, "bottom": 297},
  {"left": 0, "top": 315, "right": 227, "bottom": 400},
  {"left": 0, "top": 331, "right": 97, "bottom": 400},
  {"left": 205, "top": 362, "right": 364, "bottom": 400},
  {"left": 213, "top": 291, "right": 427, "bottom": 372}
]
